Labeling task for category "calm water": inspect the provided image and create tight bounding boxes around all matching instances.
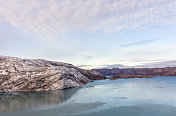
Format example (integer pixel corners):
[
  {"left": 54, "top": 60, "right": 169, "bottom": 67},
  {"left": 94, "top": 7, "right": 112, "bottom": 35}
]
[{"left": 1, "top": 76, "right": 176, "bottom": 116}]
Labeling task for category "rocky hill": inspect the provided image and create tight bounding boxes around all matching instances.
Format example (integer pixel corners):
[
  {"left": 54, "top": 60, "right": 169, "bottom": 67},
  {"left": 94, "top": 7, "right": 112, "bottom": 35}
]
[
  {"left": 0, "top": 56, "right": 105, "bottom": 92},
  {"left": 94, "top": 67, "right": 176, "bottom": 76}
]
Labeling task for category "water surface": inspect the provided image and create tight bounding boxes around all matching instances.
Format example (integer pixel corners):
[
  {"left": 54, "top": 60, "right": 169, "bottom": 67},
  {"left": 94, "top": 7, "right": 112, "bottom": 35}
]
[{"left": 1, "top": 76, "right": 176, "bottom": 116}]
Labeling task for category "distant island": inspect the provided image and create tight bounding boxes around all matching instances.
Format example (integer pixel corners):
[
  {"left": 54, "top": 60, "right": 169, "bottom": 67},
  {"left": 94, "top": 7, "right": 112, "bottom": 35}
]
[
  {"left": 94, "top": 67, "right": 176, "bottom": 76},
  {"left": 108, "top": 75, "right": 154, "bottom": 80}
]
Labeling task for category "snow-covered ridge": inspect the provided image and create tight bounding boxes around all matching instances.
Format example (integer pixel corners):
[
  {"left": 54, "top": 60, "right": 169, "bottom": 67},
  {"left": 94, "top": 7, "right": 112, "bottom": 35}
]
[{"left": 0, "top": 56, "right": 105, "bottom": 92}]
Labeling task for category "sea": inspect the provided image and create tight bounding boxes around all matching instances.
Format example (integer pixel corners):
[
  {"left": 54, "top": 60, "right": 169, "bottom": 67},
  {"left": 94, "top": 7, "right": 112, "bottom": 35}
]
[{"left": 1, "top": 76, "right": 176, "bottom": 116}]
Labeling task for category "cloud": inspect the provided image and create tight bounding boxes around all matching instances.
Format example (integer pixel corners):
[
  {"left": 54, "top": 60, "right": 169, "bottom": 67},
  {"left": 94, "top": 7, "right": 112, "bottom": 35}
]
[
  {"left": 83, "top": 60, "right": 176, "bottom": 69},
  {"left": 121, "top": 45, "right": 176, "bottom": 56},
  {"left": 135, "top": 60, "right": 176, "bottom": 68},
  {"left": 0, "top": 0, "right": 176, "bottom": 36},
  {"left": 0, "top": 33, "right": 9, "bottom": 50},
  {"left": 121, "top": 38, "right": 159, "bottom": 47},
  {"left": 104, "top": 60, "right": 176, "bottom": 69},
  {"left": 78, "top": 64, "right": 127, "bottom": 69},
  {"left": 81, "top": 55, "right": 93, "bottom": 60},
  {"left": 99, "top": 64, "right": 127, "bottom": 69}
]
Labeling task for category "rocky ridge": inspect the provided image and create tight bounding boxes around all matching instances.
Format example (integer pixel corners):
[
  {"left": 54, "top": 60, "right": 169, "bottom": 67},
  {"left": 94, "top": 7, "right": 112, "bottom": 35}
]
[
  {"left": 94, "top": 67, "right": 176, "bottom": 76},
  {"left": 0, "top": 56, "right": 105, "bottom": 92}
]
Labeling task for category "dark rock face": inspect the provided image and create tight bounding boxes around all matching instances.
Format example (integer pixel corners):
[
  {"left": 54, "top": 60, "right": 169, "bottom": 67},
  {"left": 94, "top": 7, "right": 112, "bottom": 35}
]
[
  {"left": 94, "top": 67, "right": 176, "bottom": 76},
  {"left": 0, "top": 56, "right": 104, "bottom": 92},
  {"left": 109, "top": 75, "right": 154, "bottom": 80},
  {"left": 77, "top": 68, "right": 106, "bottom": 80}
]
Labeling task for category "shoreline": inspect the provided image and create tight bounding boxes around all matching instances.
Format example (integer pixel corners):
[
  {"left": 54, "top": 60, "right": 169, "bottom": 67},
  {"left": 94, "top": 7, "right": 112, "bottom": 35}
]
[{"left": 108, "top": 75, "right": 155, "bottom": 80}]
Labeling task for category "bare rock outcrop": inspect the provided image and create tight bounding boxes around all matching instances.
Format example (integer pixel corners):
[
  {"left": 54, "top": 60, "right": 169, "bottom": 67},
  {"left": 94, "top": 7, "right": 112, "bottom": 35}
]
[
  {"left": 109, "top": 75, "right": 154, "bottom": 80},
  {"left": 77, "top": 68, "right": 106, "bottom": 80},
  {"left": 0, "top": 56, "right": 104, "bottom": 92}
]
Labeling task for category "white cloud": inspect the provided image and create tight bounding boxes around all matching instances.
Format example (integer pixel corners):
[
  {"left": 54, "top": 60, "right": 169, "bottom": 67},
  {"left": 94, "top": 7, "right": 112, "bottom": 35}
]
[
  {"left": 121, "top": 38, "right": 159, "bottom": 47},
  {"left": 0, "top": 0, "right": 176, "bottom": 35}
]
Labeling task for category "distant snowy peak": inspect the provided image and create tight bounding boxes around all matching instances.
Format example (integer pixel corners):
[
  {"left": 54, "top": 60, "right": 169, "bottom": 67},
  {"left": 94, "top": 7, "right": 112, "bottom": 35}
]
[{"left": 94, "top": 60, "right": 176, "bottom": 69}]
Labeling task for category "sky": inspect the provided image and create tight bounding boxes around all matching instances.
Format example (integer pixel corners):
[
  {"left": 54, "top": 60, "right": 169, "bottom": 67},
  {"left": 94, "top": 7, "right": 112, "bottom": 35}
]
[{"left": 0, "top": 0, "right": 176, "bottom": 69}]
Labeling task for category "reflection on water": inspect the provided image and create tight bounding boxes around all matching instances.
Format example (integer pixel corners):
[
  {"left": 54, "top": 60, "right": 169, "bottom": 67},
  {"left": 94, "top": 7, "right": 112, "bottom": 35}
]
[
  {"left": 1, "top": 76, "right": 176, "bottom": 116},
  {"left": 0, "top": 88, "right": 79, "bottom": 112},
  {"left": 78, "top": 104, "right": 176, "bottom": 116}
]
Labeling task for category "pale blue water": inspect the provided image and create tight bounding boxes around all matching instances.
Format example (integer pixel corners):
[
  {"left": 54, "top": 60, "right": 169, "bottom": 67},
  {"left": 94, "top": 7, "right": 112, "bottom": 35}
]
[
  {"left": 105, "top": 75, "right": 112, "bottom": 78},
  {"left": 1, "top": 76, "right": 176, "bottom": 116}
]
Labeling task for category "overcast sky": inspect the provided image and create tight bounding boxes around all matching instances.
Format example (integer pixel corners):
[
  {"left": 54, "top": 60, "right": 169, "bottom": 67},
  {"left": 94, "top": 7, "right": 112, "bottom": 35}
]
[{"left": 0, "top": 0, "right": 176, "bottom": 68}]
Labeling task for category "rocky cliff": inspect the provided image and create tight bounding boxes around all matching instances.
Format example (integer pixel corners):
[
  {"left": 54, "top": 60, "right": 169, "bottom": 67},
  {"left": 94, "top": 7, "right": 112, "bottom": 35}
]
[
  {"left": 0, "top": 56, "right": 105, "bottom": 92},
  {"left": 94, "top": 67, "right": 176, "bottom": 76}
]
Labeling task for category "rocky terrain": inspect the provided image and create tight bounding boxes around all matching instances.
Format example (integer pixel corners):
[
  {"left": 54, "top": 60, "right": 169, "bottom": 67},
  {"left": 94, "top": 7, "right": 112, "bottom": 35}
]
[
  {"left": 94, "top": 67, "right": 176, "bottom": 76},
  {"left": 108, "top": 75, "right": 154, "bottom": 80},
  {"left": 0, "top": 56, "right": 105, "bottom": 92}
]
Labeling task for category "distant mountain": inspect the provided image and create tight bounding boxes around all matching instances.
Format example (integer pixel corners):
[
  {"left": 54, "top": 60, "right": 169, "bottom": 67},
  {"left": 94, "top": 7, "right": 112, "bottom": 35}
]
[
  {"left": 98, "top": 64, "right": 128, "bottom": 69},
  {"left": 95, "top": 60, "right": 176, "bottom": 69},
  {"left": 93, "top": 67, "right": 176, "bottom": 76}
]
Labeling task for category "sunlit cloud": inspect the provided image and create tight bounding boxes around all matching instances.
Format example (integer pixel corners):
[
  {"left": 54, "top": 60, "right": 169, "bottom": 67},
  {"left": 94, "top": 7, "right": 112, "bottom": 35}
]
[
  {"left": 0, "top": 0, "right": 176, "bottom": 68},
  {"left": 0, "top": 0, "right": 176, "bottom": 36}
]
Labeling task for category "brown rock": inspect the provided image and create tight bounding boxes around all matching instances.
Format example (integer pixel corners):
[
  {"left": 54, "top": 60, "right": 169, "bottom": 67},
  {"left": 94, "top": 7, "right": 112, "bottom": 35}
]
[{"left": 0, "top": 55, "right": 105, "bottom": 92}]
